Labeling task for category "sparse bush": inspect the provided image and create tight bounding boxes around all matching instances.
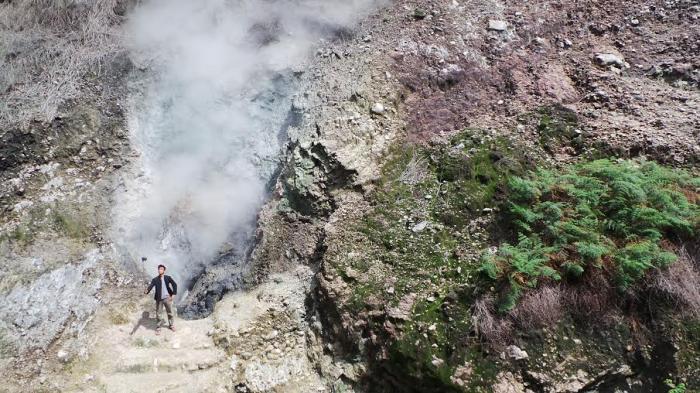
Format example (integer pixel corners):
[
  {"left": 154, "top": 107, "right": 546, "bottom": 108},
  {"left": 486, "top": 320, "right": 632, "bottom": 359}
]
[
  {"left": 132, "top": 337, "right": 159, "bottom": 348},
  {"left": 108, "top": 309, "right": 129, "bottom": 325},
  {"left": 472, "top": 296, "right": 513, "bottom": 345},
  {"left": 564, "top": 272, "right": 618, "bottom": 321},
  {"left": 0, "top": 328, "right": 16, "bottom": 358},
  {"left": 399, "top": 151, "right": 429, "bottom": 186},
  {"left": 649, "top": 247, "right": 700, "bottom": 317},
  {"left": 51, "top": 207, "right": 90, "bottom": 239},
  {"left": 0, "top": 0, "right": 125, "bottom": 125},
  {"left": 509, "top": 286, "right": 564, "bottom": 330},
  {"left": 665, "top": 379, "right": 687, "bottom": 393},
  {"left": 480, "top": 159, "right": 700, "bottom": 311}
]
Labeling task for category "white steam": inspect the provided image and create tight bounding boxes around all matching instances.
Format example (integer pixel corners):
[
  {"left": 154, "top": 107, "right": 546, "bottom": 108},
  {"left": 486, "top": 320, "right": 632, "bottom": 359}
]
[{"left": 113, "top": 0, "right": 381, "bottom": 288}]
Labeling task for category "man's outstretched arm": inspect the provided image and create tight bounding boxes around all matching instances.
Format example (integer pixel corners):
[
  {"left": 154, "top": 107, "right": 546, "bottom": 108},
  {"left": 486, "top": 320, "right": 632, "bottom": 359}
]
[{"left": 144, "top": 279, "right": 154, "bottom": 295}]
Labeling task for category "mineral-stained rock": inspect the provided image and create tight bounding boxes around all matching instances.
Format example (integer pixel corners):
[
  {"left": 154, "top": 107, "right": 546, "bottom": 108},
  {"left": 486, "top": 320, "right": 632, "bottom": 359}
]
[{"left": 0, "top": 249, "right": 103, "bottom": 352}]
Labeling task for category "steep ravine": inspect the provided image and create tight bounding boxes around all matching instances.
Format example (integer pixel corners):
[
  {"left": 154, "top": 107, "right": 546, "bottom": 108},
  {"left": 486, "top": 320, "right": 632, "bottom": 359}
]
[{"left": 1, "top": 0, "right": 699, "bottom": 392}]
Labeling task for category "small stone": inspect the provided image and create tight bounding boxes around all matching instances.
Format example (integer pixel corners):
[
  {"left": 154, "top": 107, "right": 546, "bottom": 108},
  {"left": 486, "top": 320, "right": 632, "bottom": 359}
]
[
  {"left": 345, "top": 267, "right": 359, "bottom": 280},
  {"left": 505, "top": 345, "right": 529, "bottom": 360},
  {"left": 431, "top": 356, "right": 445, "bottom": 367},
  {"left": 488, "top": 19, "right": 508, "bottom": 31},
  {"left": 371, "top": 103, "right": 385, "bottom": 114},
  {"left": 264, "top": 330, "right": 279, "bottom": 341},
  {"left": 413, "top": 8, "right": 427, "bottom": 20},
  {"left": 411, "top": 221, "right": 429, "bottom": 233},
  {"left": 573, "top": 338, "right": 582, "bottom": 345},
  {"left": 595, "top": 53, "right": 625, "bottom": 68},
  {"left": 57, "top": 350, "right": 71, "bottom": 363},
  {"left": 386, "top": 287, "right": 395, "bottom": 294},
  {"left": 428, "top": 324, "right": 437, "bottom": 331}
]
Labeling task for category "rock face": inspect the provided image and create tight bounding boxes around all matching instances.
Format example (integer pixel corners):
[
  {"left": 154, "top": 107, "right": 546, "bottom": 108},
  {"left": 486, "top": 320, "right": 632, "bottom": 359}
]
[
  {"left": 0, "top": 250, "right": 102, "bottom": 352},
  {"left": 244, "top": 0, "right": 700, "bottom": 391}
]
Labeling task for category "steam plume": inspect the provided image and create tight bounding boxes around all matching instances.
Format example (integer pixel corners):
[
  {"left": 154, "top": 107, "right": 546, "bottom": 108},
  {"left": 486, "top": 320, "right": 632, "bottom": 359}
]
[{"left": 113, "top": 0, "right": 382, "bottom": 290}]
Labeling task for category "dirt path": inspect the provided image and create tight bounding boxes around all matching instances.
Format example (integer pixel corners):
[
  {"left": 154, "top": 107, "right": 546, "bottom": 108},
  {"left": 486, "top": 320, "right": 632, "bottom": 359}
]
[{"left": 54, "top": 267, "right": 325, "bottom": 393}]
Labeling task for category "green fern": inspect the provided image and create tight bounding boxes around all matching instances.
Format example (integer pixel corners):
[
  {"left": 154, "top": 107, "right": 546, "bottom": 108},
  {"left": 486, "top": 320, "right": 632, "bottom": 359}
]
[{"left": 480, "top": 159, "right": 700, "bottom": 311}]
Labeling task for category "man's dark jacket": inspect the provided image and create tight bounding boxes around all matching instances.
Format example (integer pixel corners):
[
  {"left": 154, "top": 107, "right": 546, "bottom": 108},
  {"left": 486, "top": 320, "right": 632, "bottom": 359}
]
[{"left": 146, "top": 275, "right": 177, "bottom": 301}]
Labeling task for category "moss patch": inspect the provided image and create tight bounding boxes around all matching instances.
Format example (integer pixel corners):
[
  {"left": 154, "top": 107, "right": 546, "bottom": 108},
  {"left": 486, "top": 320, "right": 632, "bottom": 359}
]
[
  {"left": 536, "top": 104, "right": 582, "bottom": 153},
  {"left": 334, "top": 130, "right": 533, "bottom": 389}
]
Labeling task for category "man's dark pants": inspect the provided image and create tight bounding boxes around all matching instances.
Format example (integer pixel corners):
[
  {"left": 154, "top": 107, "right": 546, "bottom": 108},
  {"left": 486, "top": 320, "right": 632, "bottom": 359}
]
[{"left": 155, "top": 297, "right": 174, "bottom": 328}]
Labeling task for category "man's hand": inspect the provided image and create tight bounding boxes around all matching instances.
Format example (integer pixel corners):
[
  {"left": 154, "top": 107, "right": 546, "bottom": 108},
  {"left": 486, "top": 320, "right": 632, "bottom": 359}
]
[{"left": 169, "top": 295, "right": 175, "bottom": 301}]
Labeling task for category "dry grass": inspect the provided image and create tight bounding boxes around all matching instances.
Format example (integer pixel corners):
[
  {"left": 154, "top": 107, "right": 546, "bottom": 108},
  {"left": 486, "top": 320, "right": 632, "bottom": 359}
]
[
  {"left": 650, "top": 247, "right": 700, "bottom": 318},
  {"left": 399, "top": 151, "right": 429, "bottom": 186},
  {"left": 472, "top": 295, "right": 513, "bottom": 346},
  {"left": 474, "top": 248, "right": 700, "bottom": 346},
  {"left": 0, "top": 0, "right": 126, "bottom": 126},
  {"left": 564, "top": 273, "right": 619, "bottom": 321},
  {"left": 509, "top": 286, "right": 564, "bottom": 330}
]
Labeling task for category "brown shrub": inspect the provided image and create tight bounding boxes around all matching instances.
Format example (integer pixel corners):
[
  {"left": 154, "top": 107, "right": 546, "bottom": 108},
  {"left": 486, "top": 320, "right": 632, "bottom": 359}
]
[
  {"left": 564, "top": 270, "right": 619, "bottom": 322},
  {"left": 509, "top": 286, "right": 564, "bottom": 331},
  {"left": 649, "top": 247, "right": 700, "bottom": 318},
  {"left": 472, "top": 295, "right": 513, "bottom": 346}
]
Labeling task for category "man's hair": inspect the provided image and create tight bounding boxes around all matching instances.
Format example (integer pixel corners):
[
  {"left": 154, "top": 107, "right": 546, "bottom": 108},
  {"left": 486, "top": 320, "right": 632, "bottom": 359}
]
[{"left": 157, "top": 264, "right": 166, "bottom": 270}]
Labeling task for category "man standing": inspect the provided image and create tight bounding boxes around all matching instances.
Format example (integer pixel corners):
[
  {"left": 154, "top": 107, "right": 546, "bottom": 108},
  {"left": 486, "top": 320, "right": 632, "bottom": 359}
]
[{"left": 144, "top": 264, "right": 178, "bottom": 334}]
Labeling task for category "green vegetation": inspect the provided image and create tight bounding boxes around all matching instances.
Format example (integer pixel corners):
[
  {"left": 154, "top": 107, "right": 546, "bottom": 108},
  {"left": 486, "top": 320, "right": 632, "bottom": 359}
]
[
  {"left": 480, "top": 159, "right": 700, "bottom": 311},
  {"left": 0, "top": 200, "right": 93, "bottom": 248},
  {"left": 132, "top": 337, "right": 159, "bottom": 348},
  {"left": 665, "top": 379, "right": 687, "bottom": 393},
  {"left": 0, "top": 225, "right": 31, "bottom": 245},
  {"left": 337, "top": 128, "right": 700, "bottom": 390},
  {"left": 351, "top": 131, "right": 530, "bottom": 304},
  {"left": 413, "top": 8, "right": 427, "bottom": 19},
  {"left": 108, "top": 310, "right": 129, "bottom": 325},
  {"left": 51, "top": 204, "right": 90, "bottom": 239},
  {"left": 675, "top": 320, "right": 700, "bottom": 386},
  {"left": 388, "top": 296, "right": 497, "bottom": 390}
]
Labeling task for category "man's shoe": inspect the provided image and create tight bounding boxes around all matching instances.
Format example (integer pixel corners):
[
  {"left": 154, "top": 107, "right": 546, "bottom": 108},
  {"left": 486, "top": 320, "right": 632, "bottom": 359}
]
[
  {"left": 155, "top": 327, "right": 161, "bottom": 335},
  {"left": 169, "top": 325, "right": 176, "bottom": 332}
]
